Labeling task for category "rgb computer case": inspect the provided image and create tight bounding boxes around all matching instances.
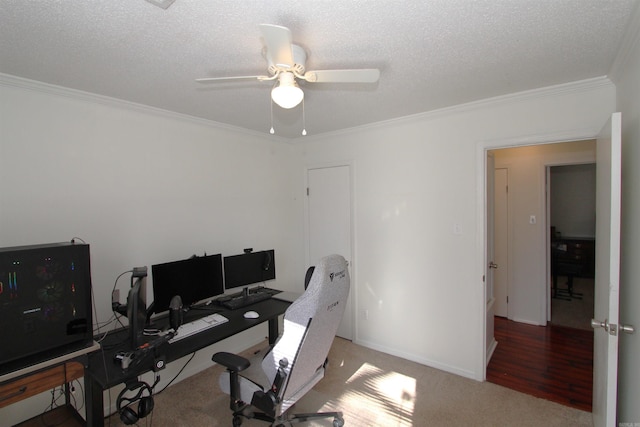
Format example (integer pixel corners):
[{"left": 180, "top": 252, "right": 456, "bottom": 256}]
[{"left": 0, "top": 242, "right": 93, "bottom": 370}]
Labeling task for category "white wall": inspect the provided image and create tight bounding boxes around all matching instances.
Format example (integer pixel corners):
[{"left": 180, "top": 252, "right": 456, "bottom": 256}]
[
  {"left": 611, "top": 9, "right": 640, "bottom": 424},
  {"left": 293, "top": 79, "right": 615, "bottom": 379},
  {"left": 492, "top": 141, "right": 596, "bottom": 325},
  {"left": 0, "top": 74, "right": 621, "bottom": 423},
  {"left": 0, "top": 79, "right": 303, "bottom": 424}
]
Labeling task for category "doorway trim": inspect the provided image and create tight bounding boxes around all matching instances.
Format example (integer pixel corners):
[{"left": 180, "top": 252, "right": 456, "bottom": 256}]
[{"left": 476, "top": 127, "right": 601, "bottom": 380}]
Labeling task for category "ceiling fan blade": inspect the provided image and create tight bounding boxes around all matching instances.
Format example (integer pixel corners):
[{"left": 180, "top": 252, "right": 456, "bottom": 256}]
[
  {"left": 259, "top": 24, "right": 294, "bottom": 68},
  {"left": 195, "top": 75, "right": 268, "bottom": 83},
  {"left": 304, "top": 69, "right": 380, "bottom": 83}
]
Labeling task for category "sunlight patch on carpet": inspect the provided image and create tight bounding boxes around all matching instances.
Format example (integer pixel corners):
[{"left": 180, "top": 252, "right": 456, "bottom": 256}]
[{"left": 340, "top": 362, "right": 416, "bottom": 425}]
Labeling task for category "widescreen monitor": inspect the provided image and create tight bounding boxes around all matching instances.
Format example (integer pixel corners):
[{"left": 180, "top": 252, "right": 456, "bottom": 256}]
[
  {"left": 223, "top": 249, "right": 275, "bottom": 290},
  {"left": 151, "top": 253, "right": 224, "bottom": 314}
]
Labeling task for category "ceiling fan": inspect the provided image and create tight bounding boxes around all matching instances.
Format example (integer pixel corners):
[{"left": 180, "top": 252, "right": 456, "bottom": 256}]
[{"left": 196, "top": 24, "right": 380, "bottom": 110}]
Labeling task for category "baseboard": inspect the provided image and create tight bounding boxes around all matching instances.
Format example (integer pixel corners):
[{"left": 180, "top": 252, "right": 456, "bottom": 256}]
[
  {"left": 510, "top": 316, "right": 546, "bottom": 326},
  {"left": 353, "top": 338, "right": 477, "bottom": 380},
  {"left": 486, "top": 338, "right": 498, "bottom": 365}
]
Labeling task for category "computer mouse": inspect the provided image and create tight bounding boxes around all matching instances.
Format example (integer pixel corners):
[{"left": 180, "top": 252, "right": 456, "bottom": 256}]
[{"left": 243, "top": 311, "right": 259, "bottom": 319}]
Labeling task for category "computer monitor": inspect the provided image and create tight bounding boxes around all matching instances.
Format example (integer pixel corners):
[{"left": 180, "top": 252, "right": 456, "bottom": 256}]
[
  {"left": 151, "top": 254, "right": 224, "bottom": 314},
  {"left": 127, "top": 276, "right": 147, "bottom": 349},
  {"left": 223, "top": 249, "right": 275, "bottom": 290}
]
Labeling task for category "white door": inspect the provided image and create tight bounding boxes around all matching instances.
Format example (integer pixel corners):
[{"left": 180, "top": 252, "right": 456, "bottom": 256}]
[
  {"left": 592, "top": 112, "right": 622, "bottom": 427},
  {"left": 307, "top": 165, "right": 353, "bottom": 340},
  {"left": 494, "top": 168, "right": 509, "bottom": 317}
]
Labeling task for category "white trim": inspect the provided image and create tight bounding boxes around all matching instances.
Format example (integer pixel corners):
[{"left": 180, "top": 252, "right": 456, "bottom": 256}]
[
  {"left": 354, "top": 338, "right": 477, "bottom": 380},
  {"left": 510, "top": 317, "right": 545, "bottom": 327},
  {"left": 293, "top": 77, "right": 613, "bottom": 143},
  {"left": 1, "top": 71, "right": 613, "bottom": 146},
  {"left": 609, "top": 1, "right": 640, "bottom": 81},
  {"left": 0, "top": 72, "right": 291, "bottom": 144},
  {"left": 486, "top": 338, "right": 498, "bottom": 366}
]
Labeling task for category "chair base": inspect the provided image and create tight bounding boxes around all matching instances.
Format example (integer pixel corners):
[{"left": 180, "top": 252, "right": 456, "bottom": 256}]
[
  {"left": 232, "top": 405, "right": 344, "bottom": 427},
  {"left": 284, "top": 411, "right": 344, "bottom": 426}
]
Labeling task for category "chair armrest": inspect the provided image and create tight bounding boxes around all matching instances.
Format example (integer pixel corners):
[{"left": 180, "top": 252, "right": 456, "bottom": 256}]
[{"left": 212, "top": 352, "right": 251, "bottom": 372}]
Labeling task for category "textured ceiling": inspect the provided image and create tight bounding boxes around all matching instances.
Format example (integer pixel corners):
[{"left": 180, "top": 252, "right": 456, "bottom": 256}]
[{"left": 0, "top": 0, "right": 637, "bottom": 139}]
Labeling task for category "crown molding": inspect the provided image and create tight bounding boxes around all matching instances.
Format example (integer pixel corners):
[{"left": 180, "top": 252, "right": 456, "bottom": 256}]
[
  {"left": 608, "top": 1, "right": 640, "bottom": 81},
  {"left": 0, "top": 73, "right": 290, "bottom": 144},
  {"left": 1, "top": 72, "right": 612, "bottom": 146},
  {"left": 294, "top": 76, "right": 613, "bottom": 143}
]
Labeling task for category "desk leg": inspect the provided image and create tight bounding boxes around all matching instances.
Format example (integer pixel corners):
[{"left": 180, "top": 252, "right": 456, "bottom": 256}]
[
  {"left": 268, "top": 317, "right": 279, "bottom": 346},
  {"left": 85, "top": 375, "right": 105, "bottom": 427}
]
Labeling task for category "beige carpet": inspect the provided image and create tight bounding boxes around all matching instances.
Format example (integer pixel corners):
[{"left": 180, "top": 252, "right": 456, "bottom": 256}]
[{"left": 108, "top": 338, "right": 592, "bottom": 426}]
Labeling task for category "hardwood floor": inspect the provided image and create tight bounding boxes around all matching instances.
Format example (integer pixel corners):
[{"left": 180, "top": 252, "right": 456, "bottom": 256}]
[{"left": 487, "top": 316, "right": 594, "bottom": 412}]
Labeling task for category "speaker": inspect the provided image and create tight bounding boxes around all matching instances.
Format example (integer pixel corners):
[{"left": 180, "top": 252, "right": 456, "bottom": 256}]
[{"left": 116, "top": 380, "right": 154, "bottom": 425}]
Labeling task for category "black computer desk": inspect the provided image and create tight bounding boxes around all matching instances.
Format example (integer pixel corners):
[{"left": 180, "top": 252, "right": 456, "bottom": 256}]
[{"left": 85, "top": 297, "right": 290, "bottom": 426}]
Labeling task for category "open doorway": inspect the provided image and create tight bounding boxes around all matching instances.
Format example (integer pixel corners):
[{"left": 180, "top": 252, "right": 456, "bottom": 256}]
[
  {"left": 548, "top": 163, "right": 596, "bottom": 330},
  {"left": 486, "top": 140, "right": 596, "bottom": 410},
  {"left": 488, "top": 140, "right": 596, "bottom": 326}
]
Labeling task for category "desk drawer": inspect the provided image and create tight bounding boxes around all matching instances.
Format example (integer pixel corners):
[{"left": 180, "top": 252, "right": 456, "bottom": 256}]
[{"left": 0, "top": 362, "right": 83, "bottom": 408}]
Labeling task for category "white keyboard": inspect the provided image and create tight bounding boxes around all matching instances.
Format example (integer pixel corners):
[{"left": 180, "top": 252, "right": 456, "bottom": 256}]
[{"left": 169, "top": 312, "right": 229, "bottom": 343}]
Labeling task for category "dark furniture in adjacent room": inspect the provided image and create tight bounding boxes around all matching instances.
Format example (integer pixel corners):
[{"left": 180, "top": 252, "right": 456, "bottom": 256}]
[{"left": 551, "top": 235, "right": 595, "bottom": 300}]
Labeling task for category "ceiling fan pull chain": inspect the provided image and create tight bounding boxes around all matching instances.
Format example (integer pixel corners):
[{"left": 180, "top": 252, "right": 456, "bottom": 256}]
[
  {"left": 302, "top": 98, "right": 307, "bottom": 136},
  {"left": 270, "top": 96, "right": 275, "bottom": 135}
]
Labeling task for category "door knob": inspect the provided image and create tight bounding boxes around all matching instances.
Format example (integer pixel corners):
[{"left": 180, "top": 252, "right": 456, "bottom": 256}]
[
  {"left": 489, "top": 262, "right": 499, "bottom": 269},
  {"left": 592, "top": 318, "right": 635, "bottom": 335},
  {"left": 620, "top": 324, "right": 635, "bottom": 334},
  {"left": 591, "top": 318, "right": 609, "bottom": 332}
]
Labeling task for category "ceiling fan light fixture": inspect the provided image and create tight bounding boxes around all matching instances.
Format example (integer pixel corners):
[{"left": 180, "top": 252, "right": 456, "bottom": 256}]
[{"left": 271, "top": 72, "right": 304, "bottom": 109}]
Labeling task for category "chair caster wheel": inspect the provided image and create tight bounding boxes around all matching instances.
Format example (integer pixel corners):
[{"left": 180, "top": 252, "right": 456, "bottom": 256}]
[
  {"left": 233, "top": 415, "right": 243, "bottom": 426},
  {"left": 333, "top": 416, "right": 345, "bottom": 427}
]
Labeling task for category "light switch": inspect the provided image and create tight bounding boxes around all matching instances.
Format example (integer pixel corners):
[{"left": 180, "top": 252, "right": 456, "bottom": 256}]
[{"left": 529, "top": 215, "right": 536, "bottom": 224}]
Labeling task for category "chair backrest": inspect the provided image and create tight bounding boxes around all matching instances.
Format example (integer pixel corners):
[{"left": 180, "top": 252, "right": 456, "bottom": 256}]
[
  {"left": 304, "top": 266, "right": 315, "bottom": 290},
  {"left": 261, "top": 254, "right": 350, "bottom": 404}
]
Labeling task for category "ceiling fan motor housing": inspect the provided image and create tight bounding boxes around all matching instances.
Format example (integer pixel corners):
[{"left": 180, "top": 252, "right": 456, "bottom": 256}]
[{"left": 267, "top": 44, "right": 307, "bottom": 76}]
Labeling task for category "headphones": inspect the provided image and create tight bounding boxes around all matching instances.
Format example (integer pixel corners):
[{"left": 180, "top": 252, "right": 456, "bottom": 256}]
[
  {"left": 116, "top": 380, "right": 155, "bottom": 425},
  {"left": 263, "top": 250, "right": 272, "bottom": 271}
]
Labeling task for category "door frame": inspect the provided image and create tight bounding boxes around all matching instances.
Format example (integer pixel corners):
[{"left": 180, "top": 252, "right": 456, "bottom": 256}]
[
  {"left": 304, "top": 160, "right": 356, "bottom": 340},
  {"left": 476, "top": 127, "right": 601, "bottom": 380}
]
